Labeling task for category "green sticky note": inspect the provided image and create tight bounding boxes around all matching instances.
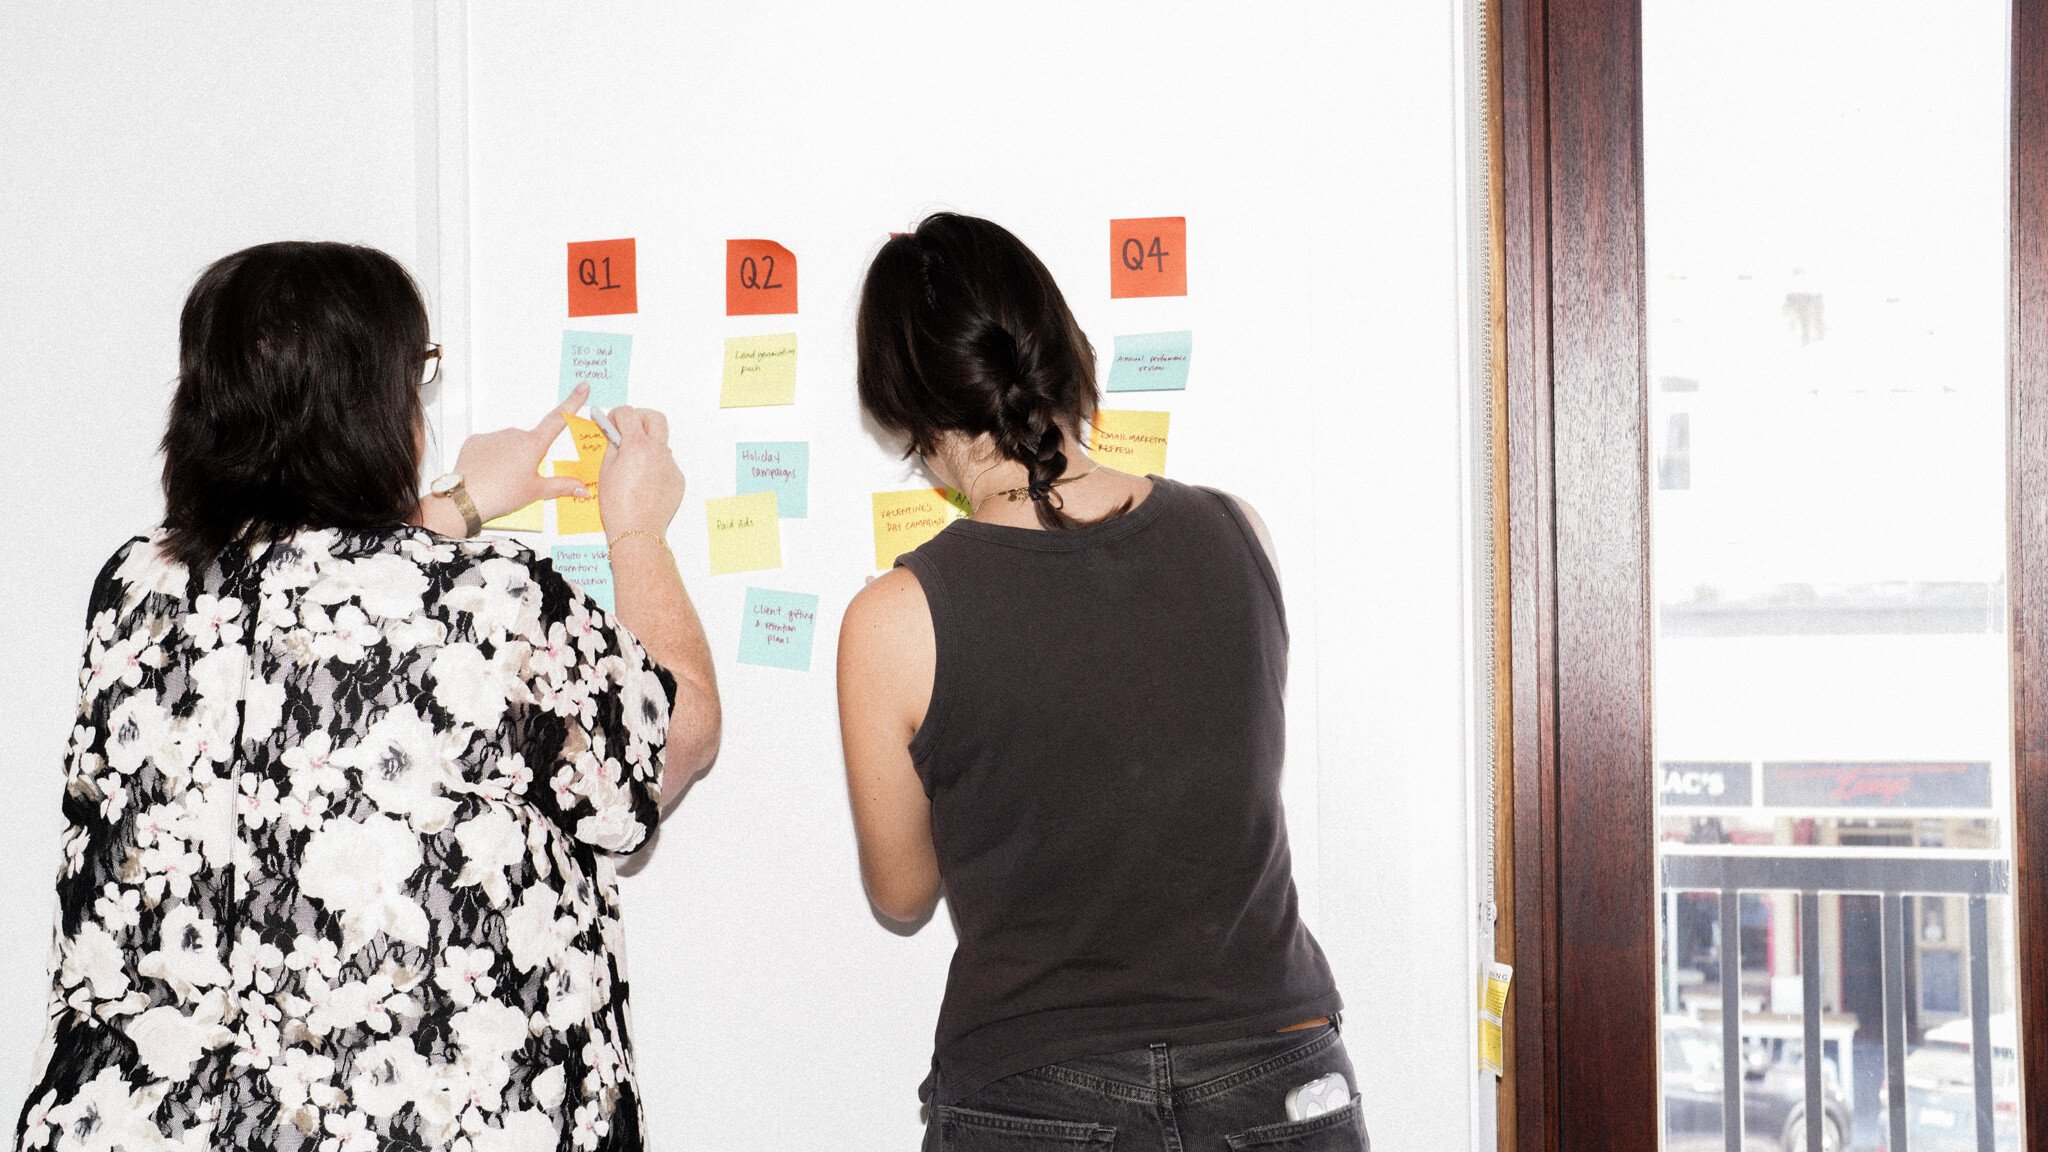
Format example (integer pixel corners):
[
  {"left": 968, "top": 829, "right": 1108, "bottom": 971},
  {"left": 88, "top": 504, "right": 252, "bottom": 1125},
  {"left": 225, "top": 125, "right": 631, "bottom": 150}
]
[
  {"left": 559, "top": 331, "right": 632, "bottom": 407},
  {"left": 736, "top": 442, "right": 809, "bottom": 518},
  {"left": 1105, "top": 330, "right": 1191, "bottom": 392},
  {"left": 738, "top": 587, "right": 819, "bottom": 671},
  {"left": 551, "top": 544, "right": 614, "bottom": 612}
]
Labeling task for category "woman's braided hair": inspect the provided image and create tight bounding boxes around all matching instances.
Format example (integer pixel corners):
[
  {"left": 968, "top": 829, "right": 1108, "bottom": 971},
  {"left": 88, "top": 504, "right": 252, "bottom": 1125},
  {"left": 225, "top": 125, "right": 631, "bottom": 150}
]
[{"left": 857, "top": 213, "right": 1125, "bottom": 530}]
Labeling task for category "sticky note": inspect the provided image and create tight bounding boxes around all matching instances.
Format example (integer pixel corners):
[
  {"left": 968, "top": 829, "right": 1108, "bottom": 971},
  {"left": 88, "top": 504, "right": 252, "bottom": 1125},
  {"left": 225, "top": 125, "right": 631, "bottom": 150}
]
[
  {"left": 736, "top": 442, "right": 809, "bottom": 518},
  {"left": 564, "top": 413, "right": 610, "bottom": 464},
  {"left": 1106, "top": 331, "right": 1193, "bottom": 392},
  {"left": 725, "top": 239, "right": 798, "bottom": 316},
  {"left": 567, "top": 238, "right": 637, "bottom": 317},
  {"left": 871, "top": 488, "right": 965, "bottom": 570},
  {"left": 552, "top": 458, "right": 603, "bottom": 535},
  {"left": 705, "top": 491, "right": 782, "bottom": 575},
  {"left": 558, "top": 332, "right": 632, "bottom": 408},
  {"left": 737, "top": 587, "right": 820, "bottom": 671},
  {"left": 720, "top": 333, "right": 798, "bottom": 407},
  {"left": 551, "top": 544, "right": 615, "bottom": 613},
  {"left": 484, "top": 502, "right": 543, "bottom": 533},
  {"left": 1110, "top": 217, "right": 1186, "bottom": 298},
  {"left": 1088, "top": 409, "right": 1170, "bottom": 477}
]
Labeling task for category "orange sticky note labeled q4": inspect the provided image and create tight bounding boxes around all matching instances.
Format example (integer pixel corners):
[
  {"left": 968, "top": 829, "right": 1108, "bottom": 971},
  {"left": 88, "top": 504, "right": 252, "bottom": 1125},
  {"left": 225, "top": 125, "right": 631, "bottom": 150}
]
[
  {"left": 568, "top": 238, "right": 637, "bottom": 317},
  {"left": 726, "top": 239, "right": 798, "bottom": 316},
  {"left": 1109, "top": 217, "right": 1186, "bottom": 299}
]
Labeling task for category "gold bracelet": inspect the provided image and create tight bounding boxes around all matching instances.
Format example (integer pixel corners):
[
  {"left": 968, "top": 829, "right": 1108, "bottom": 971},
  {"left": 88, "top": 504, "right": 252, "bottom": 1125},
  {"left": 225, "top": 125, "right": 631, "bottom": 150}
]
[{"left": 607, "top": 529, "right": 672, "bottom": 555}]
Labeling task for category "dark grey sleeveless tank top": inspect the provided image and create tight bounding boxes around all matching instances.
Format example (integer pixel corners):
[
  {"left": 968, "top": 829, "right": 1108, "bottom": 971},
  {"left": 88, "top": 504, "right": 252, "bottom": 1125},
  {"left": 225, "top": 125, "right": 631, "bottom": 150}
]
[{"left": 895, "top": 476, "right": 1341, "bottom": 1105}]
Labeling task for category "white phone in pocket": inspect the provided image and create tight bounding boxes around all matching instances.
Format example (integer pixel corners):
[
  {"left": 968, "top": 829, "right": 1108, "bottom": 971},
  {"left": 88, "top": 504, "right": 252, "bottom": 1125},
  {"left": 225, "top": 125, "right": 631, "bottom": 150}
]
[{"left": 1284, "top": 1072, "right": 1351, "bottom": 1121}]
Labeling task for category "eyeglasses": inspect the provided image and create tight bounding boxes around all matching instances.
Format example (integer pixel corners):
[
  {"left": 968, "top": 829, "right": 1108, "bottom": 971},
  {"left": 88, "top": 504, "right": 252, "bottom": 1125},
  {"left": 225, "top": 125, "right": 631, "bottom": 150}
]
[{"left": 421, "top": 343, "right": 443, "bottom": 388}]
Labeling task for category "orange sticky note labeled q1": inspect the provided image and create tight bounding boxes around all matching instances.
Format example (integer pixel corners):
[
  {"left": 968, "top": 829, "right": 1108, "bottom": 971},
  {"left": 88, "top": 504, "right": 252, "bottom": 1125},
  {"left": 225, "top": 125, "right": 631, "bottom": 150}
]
[
  {"left": 1109, "top": 217, "right": 1186, "bottom": 299},
  {"left": 726, "top": 239, "right": 798, "bottom": 316},
  {"left": 568, "top": 238, "right": 637, "bottom": 317}
]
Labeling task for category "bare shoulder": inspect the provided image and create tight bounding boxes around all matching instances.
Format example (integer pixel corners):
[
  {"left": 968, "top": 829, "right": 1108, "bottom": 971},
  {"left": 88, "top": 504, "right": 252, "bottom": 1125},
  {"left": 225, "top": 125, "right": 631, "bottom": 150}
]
[
  {"left": 844, "top": 566, "right": 930, "bottom": 633},
  {"left": 1202, "top": 487, "right": 1278, "bottom": 568},
  {"left": 839, "top": 567, "right": 934, "bottom": 670}
]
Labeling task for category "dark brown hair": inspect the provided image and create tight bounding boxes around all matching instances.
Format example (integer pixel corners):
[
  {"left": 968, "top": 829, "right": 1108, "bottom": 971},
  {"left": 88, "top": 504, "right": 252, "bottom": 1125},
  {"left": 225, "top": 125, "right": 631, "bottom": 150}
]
[
  {"left": 857, "top": 213, "right": 1121, "bottom": 529},
  {"left": 161, "top": 241, "right": 429, "bottom": 570}
]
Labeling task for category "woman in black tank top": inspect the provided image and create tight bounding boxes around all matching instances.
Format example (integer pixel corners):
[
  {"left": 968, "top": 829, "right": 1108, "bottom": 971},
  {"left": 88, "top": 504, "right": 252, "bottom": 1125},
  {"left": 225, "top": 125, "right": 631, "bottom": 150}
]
[{"left": 839, "top": 213, "right": 1367, "bottom": 1152}]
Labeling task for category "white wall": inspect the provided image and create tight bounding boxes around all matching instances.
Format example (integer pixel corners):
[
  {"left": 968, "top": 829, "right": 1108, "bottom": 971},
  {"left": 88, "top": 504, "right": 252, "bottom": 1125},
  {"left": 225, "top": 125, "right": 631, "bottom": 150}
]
[
  {"left": 0, "top": 4, "right": 1486, "bottom": 1149},
  {"left": 0, "top": 0, "right": 426, "bottom": 1118},
  {"left": 458, "top": 3, "right": 1485, "bottom": 1149}
]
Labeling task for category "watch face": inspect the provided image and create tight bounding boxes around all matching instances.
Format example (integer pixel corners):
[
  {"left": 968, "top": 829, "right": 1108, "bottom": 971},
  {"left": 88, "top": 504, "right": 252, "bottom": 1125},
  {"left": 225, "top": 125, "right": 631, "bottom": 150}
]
[{"left": 431, "top": 473, "right": 462, "bottom": 496}]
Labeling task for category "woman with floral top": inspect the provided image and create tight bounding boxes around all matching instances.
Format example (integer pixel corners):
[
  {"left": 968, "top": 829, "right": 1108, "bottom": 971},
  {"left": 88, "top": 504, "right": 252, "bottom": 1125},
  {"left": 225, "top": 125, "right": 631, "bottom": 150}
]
[{"left": 15, "top": 241, "right": 720, "bottom": 1152}]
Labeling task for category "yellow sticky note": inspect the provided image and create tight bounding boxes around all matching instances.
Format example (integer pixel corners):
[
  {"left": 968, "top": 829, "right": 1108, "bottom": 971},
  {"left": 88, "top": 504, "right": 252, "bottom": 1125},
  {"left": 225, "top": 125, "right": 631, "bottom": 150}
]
[
  {"left": 871, "top": 488, "right": 965, "bottom": 570},
  {"left": 552, "top": 458, "right": 604, "bottom": 535},
  {"left": 484, "top": 502, "right": 543, "bottom": 533},
  {"left": 720, "top": 332, "right": 798, "bottom": 408},
  {"left": 1089, "top": 409, "right": 1170, "bottom": 477},
  {"left": 565, "top": 413, "right": 610, "bottom": 463},
  {"left": 705, "top": 490, "right": 783, "bottom": 575}
]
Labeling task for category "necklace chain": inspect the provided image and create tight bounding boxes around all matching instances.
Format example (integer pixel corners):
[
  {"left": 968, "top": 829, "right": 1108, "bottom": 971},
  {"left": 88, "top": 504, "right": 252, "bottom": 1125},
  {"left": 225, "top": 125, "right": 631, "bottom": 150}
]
[{"left": 975, "top": 467, "right": 1098, "bottom": 513}]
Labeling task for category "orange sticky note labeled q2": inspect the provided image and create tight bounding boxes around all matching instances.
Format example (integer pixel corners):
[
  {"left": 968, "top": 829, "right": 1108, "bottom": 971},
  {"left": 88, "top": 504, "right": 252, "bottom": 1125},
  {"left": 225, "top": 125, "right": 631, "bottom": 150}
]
[
  {"left": 568, "top": 238, "right": 637, "bottom": 317},
  {"left": 1109, "top": 217, "right": 1186, "bottom": 299},
  {"left": 726, "top": 239, "right": 798, "bottom": 316}
]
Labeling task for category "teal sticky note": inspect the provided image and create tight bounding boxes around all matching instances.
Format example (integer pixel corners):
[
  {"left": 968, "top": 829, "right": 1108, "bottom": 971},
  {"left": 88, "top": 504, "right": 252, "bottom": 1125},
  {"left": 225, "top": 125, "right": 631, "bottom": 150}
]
[
  {"left": 559, "top": 331, "right": 633, "bottom": 408},
  {"left": 551, "top": 544, "right": 615, "bottom": 612},
  {"left": 738, "top": 587, "right": 819, "bottom": 671},
  {"left": 1105, "top": 330, "right": 1192, "bottom": 392},
  {"left": 736, "top": 442, "right": 809, "bottom": 518}
]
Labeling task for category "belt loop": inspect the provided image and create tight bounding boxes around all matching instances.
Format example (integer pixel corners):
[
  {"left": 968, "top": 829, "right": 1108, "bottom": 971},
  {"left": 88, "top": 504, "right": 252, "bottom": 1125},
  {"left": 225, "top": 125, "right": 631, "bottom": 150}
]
[{"left": 1331, "top": 1011, "right": 1344, "bottom": 1034}]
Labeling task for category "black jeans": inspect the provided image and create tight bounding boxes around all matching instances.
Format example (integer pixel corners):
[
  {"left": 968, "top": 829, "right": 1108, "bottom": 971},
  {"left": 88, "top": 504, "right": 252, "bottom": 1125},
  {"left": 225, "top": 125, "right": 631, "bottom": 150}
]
[{"left": 926, "top": 1021, "right": 1370, "bottom": 1151}]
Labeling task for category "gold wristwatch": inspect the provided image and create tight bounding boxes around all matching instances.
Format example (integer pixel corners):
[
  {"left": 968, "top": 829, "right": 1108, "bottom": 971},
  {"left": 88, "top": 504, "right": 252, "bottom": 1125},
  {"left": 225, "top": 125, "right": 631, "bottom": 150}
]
[{"left": 429, "top": 472, "right": 483, "bottom": 537}]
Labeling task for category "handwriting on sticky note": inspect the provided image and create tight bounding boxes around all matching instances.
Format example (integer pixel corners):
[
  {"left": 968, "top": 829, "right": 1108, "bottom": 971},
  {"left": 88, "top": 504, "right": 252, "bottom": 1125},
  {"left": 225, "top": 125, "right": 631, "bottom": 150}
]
[
  {"left": 871, "top": 488, "right": 965, "bottom": 570},
  {"left": 552, "top": 458, "right": 604, "bottom": 535},
  {"left": 725, "top": 239, "right": 798, "bottom": 316},
  {"left": 559, "top": 331, "right": 632, "bottom": 407},
  {"left": 563, "top": 413, "right": 610, "bottom": 464},
  {"left": 1109, "top": 217, "right": 1186, "bottom": 299},
  {"left": 705, "top": 490, "right": 783, "bottom": 575},
  {"left": 567, "top": 238, "right": 637, "bottom": 317},
  {"left": 720, "top": 333, "right": 797, "bottom": 407},
  {"left": 551, "top": 544, "right": 615, "bottom": 613},
  {"left": 736, "top": 442, "right": 809, "bottom": 518},
  {"left": 737, "top": 587, "right": 820, "bottom": 671},
  {"left": 484, "top": 502, "right": 543, "bottom": 533},
  {"left": 1105, "top": 330, "right": 1192, "bottom": 392},
  {"left": 1089, "top": 409, "right": 1170, "bottom": 477}
]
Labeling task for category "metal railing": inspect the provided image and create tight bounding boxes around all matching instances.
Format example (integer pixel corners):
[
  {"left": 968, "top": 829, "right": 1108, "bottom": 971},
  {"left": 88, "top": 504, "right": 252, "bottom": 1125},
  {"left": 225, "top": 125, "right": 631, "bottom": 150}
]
[{"left": 1662, "top": 852, "right": 2011, "bottom": 1152}]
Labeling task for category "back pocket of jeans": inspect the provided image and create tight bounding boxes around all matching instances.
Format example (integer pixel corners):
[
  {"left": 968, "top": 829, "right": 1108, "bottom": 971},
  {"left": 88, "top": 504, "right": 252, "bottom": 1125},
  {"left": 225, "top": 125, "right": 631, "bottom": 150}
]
[
  {"left": 937, "top": 1104, "right": 1118, "bottom": 1150},
  {"left": 1222, "top": 1096, "right": 1368, "bottom": 1151}
]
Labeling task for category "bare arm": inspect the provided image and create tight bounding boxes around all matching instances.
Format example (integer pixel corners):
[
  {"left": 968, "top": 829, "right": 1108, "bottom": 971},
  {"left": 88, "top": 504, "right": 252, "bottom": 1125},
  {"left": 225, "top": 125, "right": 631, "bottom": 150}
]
[
  {"left": 1229, "top": 493, "right": 1281, "bottom": 576},
  {"left": 837, "top": 568, "right": 942, "bottom": 923},
  {"left": 417, "top": 387, "right": 720, "bottom": 809},
  {"left": 600, "top": 407, "right": 720, "bottom": 804}
]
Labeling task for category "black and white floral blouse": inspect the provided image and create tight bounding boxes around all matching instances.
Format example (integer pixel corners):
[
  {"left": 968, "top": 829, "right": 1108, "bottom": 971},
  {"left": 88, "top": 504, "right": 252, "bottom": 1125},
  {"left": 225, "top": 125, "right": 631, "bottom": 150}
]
[{"left": 16, "top": 526, "right": 674, "bottom": 1152}]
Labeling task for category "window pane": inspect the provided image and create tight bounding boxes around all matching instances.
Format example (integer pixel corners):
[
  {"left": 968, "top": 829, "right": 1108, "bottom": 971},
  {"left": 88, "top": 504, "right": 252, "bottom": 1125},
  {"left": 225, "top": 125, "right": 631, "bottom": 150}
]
[{"left": 1643, "top": 3, "right": 2022, "bottom": 1150}]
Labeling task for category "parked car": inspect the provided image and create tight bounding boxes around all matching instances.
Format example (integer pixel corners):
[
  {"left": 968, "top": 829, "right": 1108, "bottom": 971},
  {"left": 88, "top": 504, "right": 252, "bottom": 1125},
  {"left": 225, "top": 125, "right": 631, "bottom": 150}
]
[
  {"left": 1877, "top": 1013, "right": 2020, "bottom": 1152},
  {"left": 1664, "top": 1016, "right": 1854, "bottom": 1152}
]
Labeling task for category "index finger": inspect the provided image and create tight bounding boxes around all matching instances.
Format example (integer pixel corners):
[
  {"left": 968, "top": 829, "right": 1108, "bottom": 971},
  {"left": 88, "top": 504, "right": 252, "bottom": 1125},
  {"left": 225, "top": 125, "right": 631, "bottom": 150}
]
[{"left": 533, "top": 382, "right": 590, "bottom": 437}]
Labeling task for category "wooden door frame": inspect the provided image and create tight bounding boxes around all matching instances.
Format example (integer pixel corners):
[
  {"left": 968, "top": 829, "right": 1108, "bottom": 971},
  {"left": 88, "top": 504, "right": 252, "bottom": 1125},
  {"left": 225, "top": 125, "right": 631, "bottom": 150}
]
[{"left": 1497, "top": 0, "right": 2048, "bottom": 1147}]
